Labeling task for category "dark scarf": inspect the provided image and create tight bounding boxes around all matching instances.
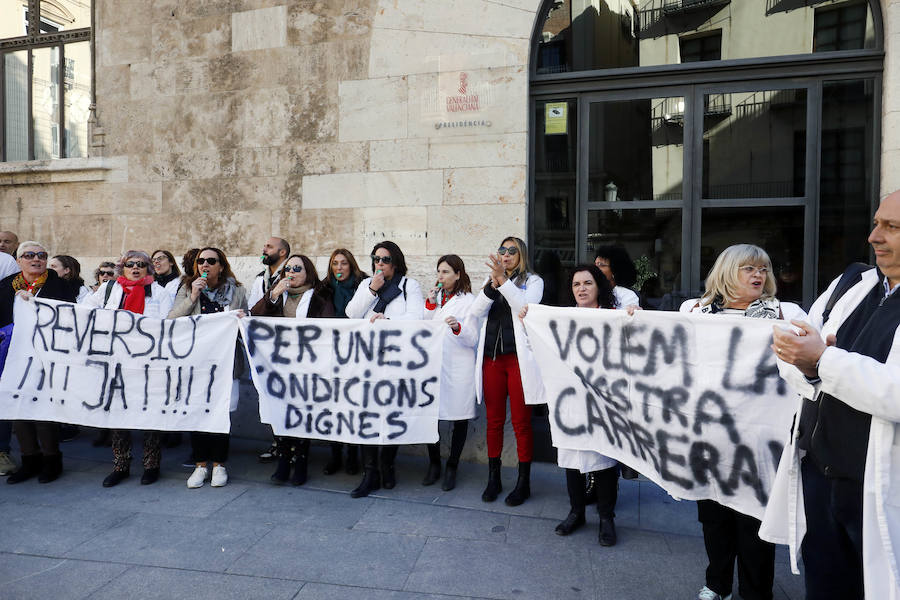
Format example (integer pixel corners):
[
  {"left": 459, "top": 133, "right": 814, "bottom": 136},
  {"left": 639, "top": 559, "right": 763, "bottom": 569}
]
[
  {"left": 373, "top": 276, "right": 402, "bottom": 314},
  {"left": 155, "top": 270, "right": 178, "bottom": 287},
  {"left": 330, "top": 275, "right": 357, "bottom": 318}
]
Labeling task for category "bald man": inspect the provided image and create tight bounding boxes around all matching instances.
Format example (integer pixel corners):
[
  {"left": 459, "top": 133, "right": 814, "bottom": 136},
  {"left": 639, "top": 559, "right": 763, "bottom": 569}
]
[
  {"left": 0, "top": 231, "right": 18, "bottom": 256},
  {"left": 765, "top": 191, "right": 900, "bottom": 599}
]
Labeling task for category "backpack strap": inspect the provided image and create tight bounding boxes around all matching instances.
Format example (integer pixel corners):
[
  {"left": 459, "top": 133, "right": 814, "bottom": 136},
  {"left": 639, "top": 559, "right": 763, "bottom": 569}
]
[{"left": 822, "top": 262, "right": 873, "bottom": 324}]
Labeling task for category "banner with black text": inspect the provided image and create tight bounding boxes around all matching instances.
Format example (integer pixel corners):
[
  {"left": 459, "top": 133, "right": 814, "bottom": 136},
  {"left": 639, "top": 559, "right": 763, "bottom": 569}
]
[
  {"left": 524, "top": 305, "right": 796, "bottom": 519},
  {"left": 241, "top": 316, "right": 444, "bottom": 444},
  {"left": 0, "top": 298, "right": 238, "bottom": 433}
]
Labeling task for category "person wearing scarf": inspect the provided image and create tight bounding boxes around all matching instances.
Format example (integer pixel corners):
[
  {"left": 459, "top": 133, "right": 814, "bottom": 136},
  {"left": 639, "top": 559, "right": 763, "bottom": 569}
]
[
  {"left": 168, "top": 247, "right": 248, "bottom": 489},
  {"left": 83, "top": 251, "right": 173, "bottom": 487},
  {"left": 680, "top": 244, "right": 807, "bottom": 600},
  {"left": 2, "top": 242, "right": 78, "bottom": 485},
  {"left": 345, "top": 241, "right": 424, "bottom": 497},
  {"left": 151, "top": 250, "right": 182, "bottom": 301},
  {"left": 251, "top": 254, "right": 334, "bottom": 486}
]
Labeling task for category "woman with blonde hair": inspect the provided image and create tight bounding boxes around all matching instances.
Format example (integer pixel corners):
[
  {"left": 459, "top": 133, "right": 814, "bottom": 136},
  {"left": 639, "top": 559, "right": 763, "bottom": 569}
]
[{"left": 680, "top": 243, "right": 806, "bottom": 600}]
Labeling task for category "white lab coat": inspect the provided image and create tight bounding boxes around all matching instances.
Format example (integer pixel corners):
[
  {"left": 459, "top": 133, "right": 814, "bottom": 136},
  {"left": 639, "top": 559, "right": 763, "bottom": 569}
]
[
  {"left": 83, "top": 280, "right": 174, "bottom": 319},
  {"left": 760, "top": 268, "right": 900, "bottom": 598},
  {"left": 345, "top": 275, "right": 424, "bottom": 321},
  {"left": 426, "top": 292, "right": 477, "bottom": 420}
]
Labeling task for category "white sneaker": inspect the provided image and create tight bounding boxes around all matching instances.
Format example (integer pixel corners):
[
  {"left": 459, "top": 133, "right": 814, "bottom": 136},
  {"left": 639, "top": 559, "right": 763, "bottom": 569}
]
[
  {"left": 210, "top": 465, "right": 228, "bottom": 487},
  {"left": 697, "top": 587, "right": 731, "bottom": 600},
  {"left": 187, "top": 466, "right": 208, "bottom": 488},
  {"left": 0, "top": 451, "right": 16, "bottom": 475}
]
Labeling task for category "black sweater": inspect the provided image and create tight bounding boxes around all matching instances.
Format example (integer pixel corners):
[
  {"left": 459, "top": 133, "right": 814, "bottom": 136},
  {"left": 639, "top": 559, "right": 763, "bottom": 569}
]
[{"left": 0, "top": 270, "right": 78, "bottom": 327}]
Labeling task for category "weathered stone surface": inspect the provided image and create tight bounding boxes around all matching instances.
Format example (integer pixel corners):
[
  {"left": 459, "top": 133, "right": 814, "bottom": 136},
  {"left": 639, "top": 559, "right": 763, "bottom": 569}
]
[
  {"left": 360, "top": 206, "right": 428, "bottom": 255},
  {"left": 151, "top": 14, "right": 231, "bottom": 62},
  {"left": 339, "top": 77, "right": 408, "bottom": 142},
  {"left": 426, "top": 204, "right": 525, "bottom": 256},
  {"left": 444, "top": 166, "right": 526, "bottom": 205},
  {"left": 278, "top": 142, "right": 369, "bottom": 176},
  {"left": 302, "top": 171, "right": 443, "bottom": 209},
  {"left": 278, "top": 207, "right": 360, "bottom": 257},
  {"left": 429, "top": 133, "right": 526, "bottom": 169},
  {"left": 98, "top": 25, "right": 152, "bottom": 67},
  {"left": 232, "top": 6, "right": 287, "bottom": 52},
  {"left": 369, "top": 140, "right": 429, "bottom": 172}
]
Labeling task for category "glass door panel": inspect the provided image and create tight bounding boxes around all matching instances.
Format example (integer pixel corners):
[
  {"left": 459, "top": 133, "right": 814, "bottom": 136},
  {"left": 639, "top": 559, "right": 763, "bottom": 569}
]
[{"left": 588, "top": 96, "right": 685, "bottom": 203}]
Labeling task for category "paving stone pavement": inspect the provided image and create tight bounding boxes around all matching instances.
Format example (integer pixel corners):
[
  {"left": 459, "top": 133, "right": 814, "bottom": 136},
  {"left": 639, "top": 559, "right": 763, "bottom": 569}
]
[{"left": 0, "top": 435, "right": 806, "bottom": 600}]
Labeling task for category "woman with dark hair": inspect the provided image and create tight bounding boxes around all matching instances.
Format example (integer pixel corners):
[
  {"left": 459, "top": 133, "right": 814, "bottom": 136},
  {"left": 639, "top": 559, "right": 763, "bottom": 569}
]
[
  {"left": 594, "top": 245, "right": 640, "bottom": 309},
  {"left": 151, "top": 249, "right": 181, "bottom": 300},
  {"left": 92, "top": 261, "right": 116, "bottom": 292},
  {"left": 168, "top": 247, "right": 248, "bottom": 489},
  {"left": 3, "top": 242, "right": 78, "bottom": 484},
  {"left": 321, "top": 248, "right": 367, "bottom": 476},
  {"left": 346, "top": 240, "right": 424, "bottom": 497},
  {"left": 251, "top": 254, "right": 334, "bottom": 485},
  {"left": 421, "top": 254, "right": 477, "bottom": 491},
  {"left": 49, "top": 255, "right": 91, "bottom": 302},
  {"left": 681, "top": 244, "right": 806, "bottom": 600},
  {"left": 83, "top": 251, "right": 174, "bottom": 487},
  {"left": 463, "top": 236, "right": 543, "bottom": 506}
]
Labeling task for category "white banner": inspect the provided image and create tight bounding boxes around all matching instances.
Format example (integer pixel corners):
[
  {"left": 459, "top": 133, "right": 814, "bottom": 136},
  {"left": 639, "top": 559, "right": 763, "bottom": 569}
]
[
  {"left": 242, "top": 316, "right": 445, "bottom": 444},
  {"left": 524, "top": 305, "right": 795, "bottom": 519},
  {"left": 0, "top": 298, "right": 238, "bottom": 433}
]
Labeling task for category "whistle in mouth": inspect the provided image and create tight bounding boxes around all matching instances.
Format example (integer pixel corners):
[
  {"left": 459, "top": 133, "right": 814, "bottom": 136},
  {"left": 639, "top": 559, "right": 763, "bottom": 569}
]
[
  {"left": 336, "top": 273, "right": 343, "bottom": 279},
  {"left": 201, "top": 272, "right": 208, "bottom": 279}
]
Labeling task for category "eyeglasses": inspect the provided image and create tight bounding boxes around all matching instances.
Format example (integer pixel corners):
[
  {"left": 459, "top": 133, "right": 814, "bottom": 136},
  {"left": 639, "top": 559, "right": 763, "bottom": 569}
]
[
  {"left": 371, "top": 255, "right": 393, "bottom": 264},
  {"left": 283, "top": 265, "right": 304, "bottom": 273},
  {"left": 124, "top": 261, "right": 148, "bottom": 269},
  {"left": 196, "top": 257, "right": 219, "bottom": 266},
  {"left": 739, "top": 266, "right": 769, "bottom": 275},
  {"left": 20, "top": 251, "right": 48, "bottom": 261},
  {"left": 151, "top": 256, "right": 167, "bottom": 263},
  {"left": 496, "top": 247, "right": 519, "bottom": 256},
  {"left": 98, "top": 270, "right": 114, "bottom": 277}
]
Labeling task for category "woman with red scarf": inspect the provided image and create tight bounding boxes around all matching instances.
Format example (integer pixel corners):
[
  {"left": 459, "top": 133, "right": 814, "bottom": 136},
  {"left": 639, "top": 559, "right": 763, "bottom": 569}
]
[
  {"left": 83, "top": 250, "right": 173, "bottom": 487},
  {"left": 1, "top": 241, "right": 77, "bottom": 484}
]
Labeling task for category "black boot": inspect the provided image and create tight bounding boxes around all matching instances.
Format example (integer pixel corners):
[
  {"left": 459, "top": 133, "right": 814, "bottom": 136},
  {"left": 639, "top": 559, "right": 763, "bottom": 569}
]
[
  {"left": 596, "top": 466, "right": 618, "bottom": 546},
  {"left": 351, "top": 447, "right": 380, "bottom": 498},
  {"left": 8, "top": 454, "right": 42, "bottom": 484},
  {"left": 481, "top": 457, "right": 502, "bottom": 502},
  {"left": 38, "top": 453, "right": 62, "bottom": 484},
  {"left": 556, "top": 468, "right": 586, "bottom": 535},
  {"left": 270, "top": 438, "right": 291, "bottom": 484},
  {"left": 103, "top": 468, "right": 130, "bottom": 487},
  {"left": 381, "top": 447, "right": 397, "bottom": 489},
  {"left": 323, "top": 442, "right": 343, "bottom": 475},
  {"left": 291, "top": 440, "right": 309, "bottom": 486},
  {"left": 422, "top": 443, "right": 441, "bottom": 486},
  {"left": 442, "top": 461, "right": 458, "bottom": 491},
  {"left": 504, "top": 461, "right": 531, "bottom": 506},
  {"left": 345, "top": 444, "right": 359, "bottom": 475}
]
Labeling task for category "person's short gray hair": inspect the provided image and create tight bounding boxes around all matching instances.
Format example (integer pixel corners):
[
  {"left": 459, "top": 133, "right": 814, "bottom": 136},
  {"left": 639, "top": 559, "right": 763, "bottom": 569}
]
[
  {"left": 700, "top": 244, "right": 777, "bottom": 307},
  {"left": 115, "top": 250, "right": 155, "bottom": 277},
  {"left": 16, "top": 241, "right": 46, "bottom": 256}
]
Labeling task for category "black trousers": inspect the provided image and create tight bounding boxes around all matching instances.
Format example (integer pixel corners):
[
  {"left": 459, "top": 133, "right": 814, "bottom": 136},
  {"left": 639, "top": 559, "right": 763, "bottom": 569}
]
[
  {"left": 800, "top": 458, "right": 865, "bottom": 600},
  {"left": 191, "top": 432, "right": 229, "bottom": 464},
  {"left": 14, "top": 421, "right": 60, "bottom": 456},
  {"left": 361, "top": 445, "right": 397, "bottom": 470},
  {"left": 427, "top": 420, "right": 469, "bottom": 466},
  {"left": 697, "top": 500, "right": 775, "bottom": 600},
  {"left": 565, "top": 466, "right": 618, "bottom": 518}
]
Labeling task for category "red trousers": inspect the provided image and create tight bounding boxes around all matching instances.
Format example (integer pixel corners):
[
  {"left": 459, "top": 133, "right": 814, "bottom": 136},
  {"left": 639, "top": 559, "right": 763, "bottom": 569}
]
[{"left": 483, "top": 353, "right": 533, "bottom": 462}]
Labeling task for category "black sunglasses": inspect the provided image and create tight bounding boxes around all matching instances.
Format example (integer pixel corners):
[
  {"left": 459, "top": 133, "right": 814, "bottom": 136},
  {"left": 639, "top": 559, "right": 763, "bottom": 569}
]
[
  {"left": 371, "top": 255, "right": 393, "bottom": 264},
  {"left": 124, "top": 261, "right": 148, "bottom": 269},
  {"left": 98, "top": 270, "right": 114, "bottom": 277},
  {"left": 20, "top": 251, "right": 48, "bottom": 260},
  {"left": 497, "top": 247, "right": 519, "bottom": 256},
  {"left": 283, "top": 265, "right": 304, "bottom": 273},
  {"left": 196, "top": 257, "right": 219, "bottom": 266}
]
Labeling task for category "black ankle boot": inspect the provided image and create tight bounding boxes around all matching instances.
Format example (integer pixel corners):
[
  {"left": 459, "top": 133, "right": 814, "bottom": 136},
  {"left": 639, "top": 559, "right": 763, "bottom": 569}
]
[
  {"left": 291, "top": 440, "right": 309, "bottom": 486},
  {"left": 422, "top": 461, "right": 441, "bottom": 486},
  {"left": 381, "top": 459, "right": 396, "bottom": 489},
  {"left": 8, "top": 454, "right": 43, "bottom": 484},
  {"left": 323, "top": 443, "right": 343, "bottom": 475},
  {"left": 441, "top": 462, "right": 458, "bottom": 491},
  {"left": 599, "top": 517, "right": 617, "bottom": 546},
  {"left": 345, "top": 445, "right": 360, "bottom": 475},
  {"left": 555, "top": 510, "right": 586, "bottom": 536},
  {"left": 103, "top": 468, "right": 129, "bottom": 488},
  {"left": 38, "top": 453, "right": 62, "bottom": 484},
  {"left": 481, "top": 457, "right": 502, "bottom": 502},
  {"left": 351, "top": 468, "right": 380, "bottom": 498},
  {"left": 270, "top": 439, "right": 291, "bottom": 484},
  {"left": 504, "top": 461, "right": 531, "bottom": 506}
]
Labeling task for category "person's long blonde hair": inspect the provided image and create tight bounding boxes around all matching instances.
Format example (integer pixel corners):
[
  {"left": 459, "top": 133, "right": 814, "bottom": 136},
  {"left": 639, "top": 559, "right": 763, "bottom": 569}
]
[
  {"left": 700, "top": 244, "right": 777, "bottom": 307},
  {"left": 500, "top": 236, "right": 532, "bottom": 287}
]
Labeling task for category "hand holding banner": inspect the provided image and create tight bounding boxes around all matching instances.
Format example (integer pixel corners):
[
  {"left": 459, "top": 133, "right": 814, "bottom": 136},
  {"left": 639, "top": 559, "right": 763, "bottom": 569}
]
[
  {"left": 0, "top": 298, "right": 238, "bottom": 433},
  {"left": 242, "top": 317, "right": 445, "bottom": 445},
  {"left": 524, "top": 304, "right": 795, "bottom": 519}
]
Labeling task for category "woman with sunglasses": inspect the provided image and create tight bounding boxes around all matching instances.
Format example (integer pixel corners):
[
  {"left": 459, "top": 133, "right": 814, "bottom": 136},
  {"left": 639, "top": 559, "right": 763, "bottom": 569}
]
[
  {"left": 83, "top": 251, "right": 174, "bottom": 487},
  {"left": 169, "top": 248, "right": 248, "bottom": 489},
  {"left": 251, "top": 254, "right": 334, "bottom": 485},
  {"left": 2, "top": 242, "right": 78, "bottom": 484},
  {"left": 462, "top": 236, "right": 543, "bottom": 506},
  {"left": 151, "top": 250, "right": 181, "bottom": 301},
  {"left": 420, "top": 254, "right": 478, "bottom": 491},
  {"left": 346, "top": 240, "right": 424, "bottom": 497},
  {"left": 321, "top": 248, "right": 368, "bottom": 476},
  {"left": 92, "top": 262, "right": 117, "bottom": 292}
]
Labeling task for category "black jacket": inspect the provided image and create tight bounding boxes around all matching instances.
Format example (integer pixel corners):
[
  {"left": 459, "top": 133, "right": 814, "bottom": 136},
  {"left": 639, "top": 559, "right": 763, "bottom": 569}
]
[{"left": 0, "top": 270, "right": 78, "bottom": 327}]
